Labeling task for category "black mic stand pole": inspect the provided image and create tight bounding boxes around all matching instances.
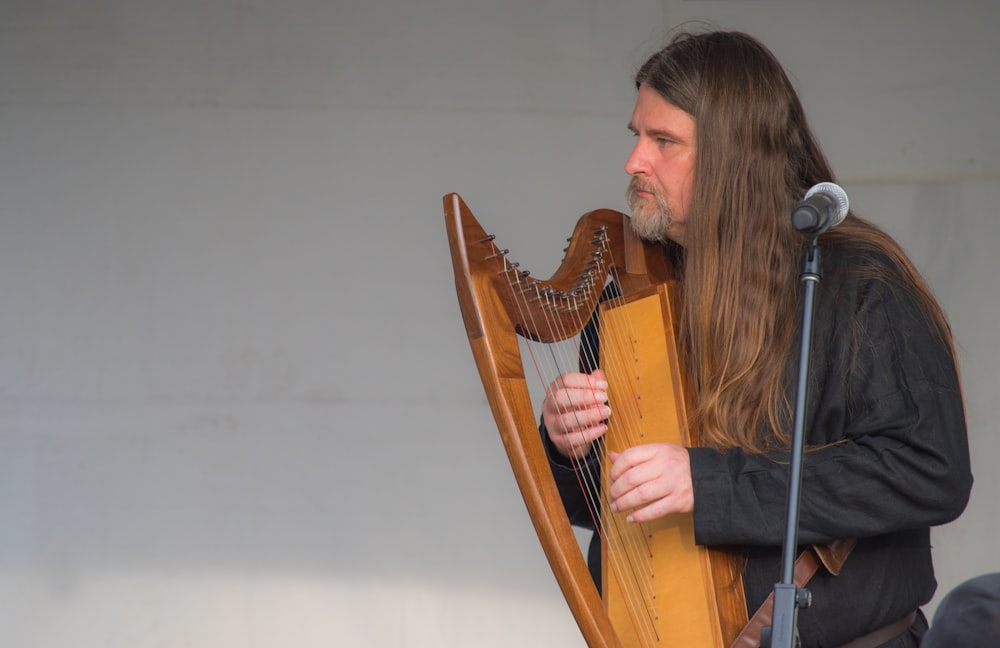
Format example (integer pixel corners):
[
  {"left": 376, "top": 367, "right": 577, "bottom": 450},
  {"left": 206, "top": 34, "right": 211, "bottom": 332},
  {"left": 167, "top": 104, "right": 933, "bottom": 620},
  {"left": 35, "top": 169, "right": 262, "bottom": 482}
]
[{"left": 761, "top": 236, "right": 823, "bottom": 648}]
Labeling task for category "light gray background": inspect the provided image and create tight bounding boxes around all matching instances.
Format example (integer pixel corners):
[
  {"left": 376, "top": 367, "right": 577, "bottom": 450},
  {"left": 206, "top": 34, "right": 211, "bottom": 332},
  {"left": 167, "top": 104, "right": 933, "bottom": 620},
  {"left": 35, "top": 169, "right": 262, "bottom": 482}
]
[{"left": 1, "top": 1, "right": 997, "bottom": 646}]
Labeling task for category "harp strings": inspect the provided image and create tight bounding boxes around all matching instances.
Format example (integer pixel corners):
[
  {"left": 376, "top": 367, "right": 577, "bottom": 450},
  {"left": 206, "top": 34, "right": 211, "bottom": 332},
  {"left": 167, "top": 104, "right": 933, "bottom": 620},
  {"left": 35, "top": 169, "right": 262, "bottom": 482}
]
[
  {"left": 484, "top": 228, "right": 662, "bottom": 647},
  {"left": 594, "top": 283, "right": 663, "bottom": 647}
]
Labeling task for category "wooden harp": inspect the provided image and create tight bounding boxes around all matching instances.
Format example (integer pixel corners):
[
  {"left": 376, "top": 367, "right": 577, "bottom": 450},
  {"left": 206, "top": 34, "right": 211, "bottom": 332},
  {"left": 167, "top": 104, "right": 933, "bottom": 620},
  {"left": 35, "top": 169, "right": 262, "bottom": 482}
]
[{"left": 443, "top": 193, "right": 748, "bottom": 647}]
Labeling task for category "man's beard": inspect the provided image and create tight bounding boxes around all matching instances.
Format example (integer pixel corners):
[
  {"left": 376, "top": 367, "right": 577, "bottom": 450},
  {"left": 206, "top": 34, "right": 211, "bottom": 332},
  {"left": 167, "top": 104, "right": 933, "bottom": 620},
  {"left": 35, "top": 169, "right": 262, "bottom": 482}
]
[{"left": 626, "top": 176, "right": 674, "bottom": 243}]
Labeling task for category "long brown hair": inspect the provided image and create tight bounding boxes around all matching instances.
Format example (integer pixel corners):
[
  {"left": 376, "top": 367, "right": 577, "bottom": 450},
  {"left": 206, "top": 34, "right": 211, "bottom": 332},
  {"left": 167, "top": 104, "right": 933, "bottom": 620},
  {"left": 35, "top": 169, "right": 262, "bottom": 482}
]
[{"left": 635, "top": 30, "right": 957, "bottom": 452}]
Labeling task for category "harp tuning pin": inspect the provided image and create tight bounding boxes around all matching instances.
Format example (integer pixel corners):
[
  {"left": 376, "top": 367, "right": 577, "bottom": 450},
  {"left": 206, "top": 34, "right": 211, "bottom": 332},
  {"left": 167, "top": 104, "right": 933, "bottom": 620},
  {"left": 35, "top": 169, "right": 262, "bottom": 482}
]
[
  {"left": 541, "top": 286, "right": 560, "bottom": 303},
  {"left": 485, "top": 248, "right": 509, "bottom": 260},
  {"left": 499, "top": 261, "right": 521, "bottom": 277}
]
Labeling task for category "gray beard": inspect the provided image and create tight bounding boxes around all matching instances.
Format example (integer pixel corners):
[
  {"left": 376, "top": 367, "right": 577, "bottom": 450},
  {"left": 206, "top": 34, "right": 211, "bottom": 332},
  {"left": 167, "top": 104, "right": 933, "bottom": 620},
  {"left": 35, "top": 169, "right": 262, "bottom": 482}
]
[{"left": 625, "top": 178, "right": 674, "bottom": 244}]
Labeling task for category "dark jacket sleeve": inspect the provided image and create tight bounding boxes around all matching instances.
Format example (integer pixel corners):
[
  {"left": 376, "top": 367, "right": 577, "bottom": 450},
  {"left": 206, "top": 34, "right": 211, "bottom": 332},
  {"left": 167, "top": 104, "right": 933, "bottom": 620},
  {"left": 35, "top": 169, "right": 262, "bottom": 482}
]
[
  {"left": 690, "top": 260, "right": 973, "bottom": 547},
  {"left": 542, "top": 425, "right": 601, "bottom": 529}
]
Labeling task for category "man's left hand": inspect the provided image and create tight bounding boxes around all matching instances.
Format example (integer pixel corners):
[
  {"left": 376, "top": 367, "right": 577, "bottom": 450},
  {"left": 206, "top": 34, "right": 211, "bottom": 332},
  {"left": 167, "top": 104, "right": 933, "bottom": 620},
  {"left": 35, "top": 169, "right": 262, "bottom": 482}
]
[{"left": 608, "top": 443, "right": 694, "bottom": 522}]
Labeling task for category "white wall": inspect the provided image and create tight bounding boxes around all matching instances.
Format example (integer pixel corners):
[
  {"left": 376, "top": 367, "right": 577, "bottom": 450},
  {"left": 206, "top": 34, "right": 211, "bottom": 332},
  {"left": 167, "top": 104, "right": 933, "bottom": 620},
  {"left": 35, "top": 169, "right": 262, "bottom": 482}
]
[{"left": 0, "top": 1, "right": 996, "bottom": 646}]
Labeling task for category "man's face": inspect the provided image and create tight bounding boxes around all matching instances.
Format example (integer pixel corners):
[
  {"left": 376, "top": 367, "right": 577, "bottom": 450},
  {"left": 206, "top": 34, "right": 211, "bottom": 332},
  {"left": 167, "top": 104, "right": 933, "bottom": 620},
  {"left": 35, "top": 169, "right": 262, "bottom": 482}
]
[{"left": 625, "top": 84, "right": 697, "bottom": 247}]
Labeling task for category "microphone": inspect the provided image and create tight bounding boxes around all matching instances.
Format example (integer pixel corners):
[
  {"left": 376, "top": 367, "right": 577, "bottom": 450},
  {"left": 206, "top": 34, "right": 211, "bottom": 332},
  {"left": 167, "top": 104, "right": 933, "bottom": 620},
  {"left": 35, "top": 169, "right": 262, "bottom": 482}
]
[{"left": 791, "top": 182, "right": 849, "bottom": 236}]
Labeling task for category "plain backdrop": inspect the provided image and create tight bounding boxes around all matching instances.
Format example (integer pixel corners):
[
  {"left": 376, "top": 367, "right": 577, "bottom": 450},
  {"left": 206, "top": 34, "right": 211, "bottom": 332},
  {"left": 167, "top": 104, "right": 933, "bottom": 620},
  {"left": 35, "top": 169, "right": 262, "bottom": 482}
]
[{"left": 1, "top": 1, "right": 997, "bottom": 646}]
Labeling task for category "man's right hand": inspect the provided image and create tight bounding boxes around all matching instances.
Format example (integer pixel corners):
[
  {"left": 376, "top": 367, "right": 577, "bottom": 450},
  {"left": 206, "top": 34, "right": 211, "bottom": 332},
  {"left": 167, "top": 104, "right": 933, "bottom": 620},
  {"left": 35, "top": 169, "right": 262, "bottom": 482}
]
[{"left": 541, "top": 370, "right": 611, "bottom": 459}]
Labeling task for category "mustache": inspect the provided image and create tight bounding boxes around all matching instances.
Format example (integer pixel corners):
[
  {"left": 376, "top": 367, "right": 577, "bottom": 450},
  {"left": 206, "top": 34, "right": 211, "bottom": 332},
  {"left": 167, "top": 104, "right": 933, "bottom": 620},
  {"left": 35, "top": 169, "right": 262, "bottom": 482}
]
[
  {"left": 627, "top": 176, "right": 656, "bottom": 196},
  {"left": 626, "top": 177, "right": 665, "bottom": 210}
]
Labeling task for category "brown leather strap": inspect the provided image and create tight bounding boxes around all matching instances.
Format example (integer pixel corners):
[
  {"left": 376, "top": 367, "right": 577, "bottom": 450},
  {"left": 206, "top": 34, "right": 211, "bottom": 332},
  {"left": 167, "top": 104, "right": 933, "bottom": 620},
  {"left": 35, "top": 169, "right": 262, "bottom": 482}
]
[
  {"left": 729, "top": 538, "right": 857, "bottom": 648},
  {"left": 812, "top": 537, "right": 856, "bottom": 576},
  {"left": 834, "top": 611, "right": 916, "bottom": 648}
]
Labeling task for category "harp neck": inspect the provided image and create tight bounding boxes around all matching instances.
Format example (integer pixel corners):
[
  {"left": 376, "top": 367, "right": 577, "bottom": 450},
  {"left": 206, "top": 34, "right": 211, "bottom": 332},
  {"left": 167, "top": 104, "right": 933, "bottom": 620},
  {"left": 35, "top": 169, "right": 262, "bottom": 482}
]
[{"left": 445, "top": 193, "right": 672, "bottom": 345}]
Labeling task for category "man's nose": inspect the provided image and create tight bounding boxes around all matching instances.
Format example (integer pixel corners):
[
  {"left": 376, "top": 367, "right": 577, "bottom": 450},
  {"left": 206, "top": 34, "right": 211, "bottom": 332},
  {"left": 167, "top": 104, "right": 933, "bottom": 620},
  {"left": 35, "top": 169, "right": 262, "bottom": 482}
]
[{"left": 624, "top": 141, "right": 649, "bottom": 176}]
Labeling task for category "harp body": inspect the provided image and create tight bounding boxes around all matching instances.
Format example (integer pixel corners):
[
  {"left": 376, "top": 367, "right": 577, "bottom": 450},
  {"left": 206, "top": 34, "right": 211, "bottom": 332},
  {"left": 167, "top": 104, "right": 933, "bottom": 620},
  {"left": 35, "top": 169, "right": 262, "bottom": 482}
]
[{"left": 444, "top": 193, "right": 747, "bottom": 647}]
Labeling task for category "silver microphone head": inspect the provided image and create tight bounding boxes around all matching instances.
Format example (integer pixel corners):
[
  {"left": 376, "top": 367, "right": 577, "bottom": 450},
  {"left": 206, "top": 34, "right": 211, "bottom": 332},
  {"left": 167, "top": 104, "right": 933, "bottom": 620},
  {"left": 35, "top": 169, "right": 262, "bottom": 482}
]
[{"left": 804, "top": 182, "right": 850, "bottom": 228}]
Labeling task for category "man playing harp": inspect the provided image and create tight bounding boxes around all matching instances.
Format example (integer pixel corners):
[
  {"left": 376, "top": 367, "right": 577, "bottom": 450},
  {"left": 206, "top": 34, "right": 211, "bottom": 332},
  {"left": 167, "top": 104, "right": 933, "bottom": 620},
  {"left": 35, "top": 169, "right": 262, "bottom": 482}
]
[{"left": 541, "top": 30, "right": 972, "bottom": 647}]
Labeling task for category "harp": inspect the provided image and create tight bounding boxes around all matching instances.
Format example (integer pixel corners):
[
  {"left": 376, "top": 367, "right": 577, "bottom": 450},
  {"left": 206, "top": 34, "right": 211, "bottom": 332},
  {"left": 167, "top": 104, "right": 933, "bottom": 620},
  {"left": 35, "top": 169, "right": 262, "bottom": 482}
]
[{"left": 443, "top": 193, "right": 749, "bottom": 647}]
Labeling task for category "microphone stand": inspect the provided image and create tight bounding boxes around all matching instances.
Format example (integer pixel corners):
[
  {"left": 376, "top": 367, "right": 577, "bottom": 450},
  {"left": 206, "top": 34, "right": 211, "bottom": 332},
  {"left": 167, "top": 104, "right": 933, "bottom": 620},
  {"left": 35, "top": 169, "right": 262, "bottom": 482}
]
[{"left": 761, "top": 236, "right": 822, "bottom": 648}]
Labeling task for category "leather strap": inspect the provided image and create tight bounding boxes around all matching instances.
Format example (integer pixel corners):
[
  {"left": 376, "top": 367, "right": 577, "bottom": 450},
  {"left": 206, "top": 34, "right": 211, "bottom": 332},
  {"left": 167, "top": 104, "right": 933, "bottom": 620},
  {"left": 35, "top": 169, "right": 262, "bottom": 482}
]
[
  {"left": 729, "top": 538, "right": 857, "bottom": 648},
  {"left": 834, "top": 611, "right": 916, "bottom": 648}
]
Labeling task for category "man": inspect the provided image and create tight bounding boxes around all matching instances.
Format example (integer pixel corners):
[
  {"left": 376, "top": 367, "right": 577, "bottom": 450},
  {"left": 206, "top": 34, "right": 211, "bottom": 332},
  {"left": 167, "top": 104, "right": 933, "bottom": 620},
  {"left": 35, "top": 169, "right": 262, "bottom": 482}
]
[{"left": 541, "top": 30, "right": 972, "bottom": 647}]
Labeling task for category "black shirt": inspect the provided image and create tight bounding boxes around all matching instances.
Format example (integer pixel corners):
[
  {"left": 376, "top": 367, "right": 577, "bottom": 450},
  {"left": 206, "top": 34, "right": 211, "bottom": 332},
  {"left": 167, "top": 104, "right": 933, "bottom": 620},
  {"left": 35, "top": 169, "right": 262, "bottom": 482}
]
[{"left": 544, "top": 243, "right": 972, "bottom": 647}]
